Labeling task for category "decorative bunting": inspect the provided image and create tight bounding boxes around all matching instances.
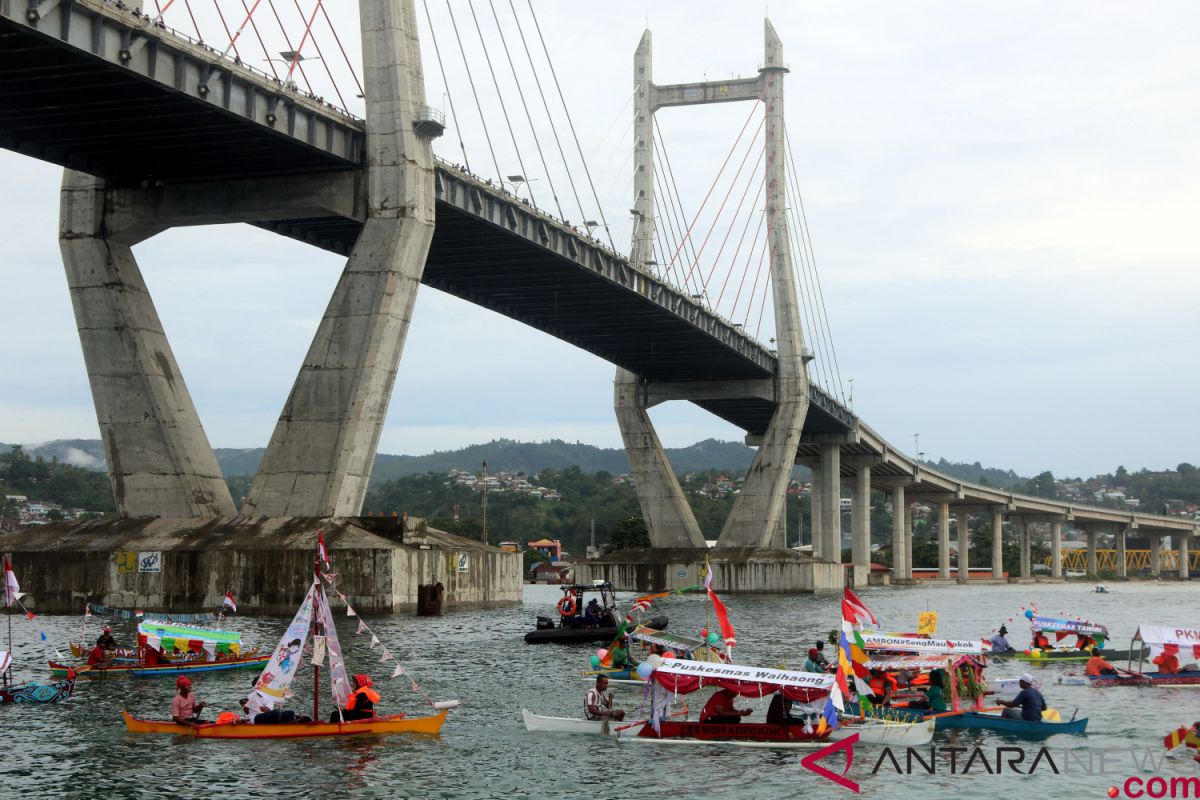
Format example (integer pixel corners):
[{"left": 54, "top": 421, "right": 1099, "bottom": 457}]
[
  {"left": 380, "top": 650, "right": 393, "bottom": 663},
  {"left": 369, "top": 634, "right": 380, "bottom": 649},
  {"left": 356, "top": 619, "right": 368, "bottom": 635},
  {"left": 392, "top": 664, "right": 406, "bottom": 678},
  {"left": 322, "top": 572, "right": 338, "bottom": 585},
  {"left": 346, "top": 605, "right": 357, "bottom": 617},
  {"left": 411, "top": 680, "right": 420, "bottom": 693}
]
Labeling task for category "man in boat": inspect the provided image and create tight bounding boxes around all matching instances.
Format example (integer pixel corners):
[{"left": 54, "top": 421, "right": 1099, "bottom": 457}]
[
  {"left": 332, "top": 673, "right": 382, "bottom": 722},
  {"left": 700, "top": 687, "right": 752, "bottom": 724},
  {"left": 997, "top": 674, "right": 1046, "bottom": 722},
  {"left": 766, "top": 692, "right": 802, "bottom": 725},
  {"left": 583, "top": 599, "right": 603, "bottom": 628},
  {"left": 170, "top": 677, "right": 206, "bottom": 725},
  {"left": 1074, "top": 633, "right": 1097, "bottom": 652},
  {"left": 608, "top": 636, "right": 636, "bottom": 670},
  {"left": 584, "top": 675, "right": 625, "bottom": 722},
  {"left": 239, "top": 696, "right": 311, "bottom": 725},
  {"left": 813, "top": 641, "right": 831, "bottom": 670},
  {"left": 1085, "top": 648, "right": 1118, "bottom": 677},
  {"left": 86, "top": 641, "right": 114, "bottom": 668},
  {"left": 142, "top": 643, "right": 166, "bottom": 667},
  {"left": 1031, "top": 629, "right": 1053, "bottom": 651},
  {"left": 989, "top": 625, "right": 1012, "bottom": 653},
  {"left": 803, "top": 648, "right": 824, "bottom": 674},
  {"left": 96, "top": 626, "right": 117, "bottom": 650},
  {"left": 1153, "top": 649, "right": 1181, "bottom": 675}
]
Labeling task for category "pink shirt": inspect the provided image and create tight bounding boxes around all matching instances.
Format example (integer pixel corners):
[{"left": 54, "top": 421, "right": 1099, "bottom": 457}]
[{"left": 171, "top": 693, "right": 199, "bottom": 719}]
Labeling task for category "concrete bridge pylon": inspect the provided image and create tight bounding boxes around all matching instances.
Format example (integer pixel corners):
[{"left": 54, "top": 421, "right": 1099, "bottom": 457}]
[{"left": 616, "top": 20, "right": 813, "bottom": 553}]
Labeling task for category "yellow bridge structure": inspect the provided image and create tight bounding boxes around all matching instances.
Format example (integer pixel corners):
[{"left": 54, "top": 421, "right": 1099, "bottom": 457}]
[{"left": 1045, "top": 549, "right": 1200, "bottom": 573}]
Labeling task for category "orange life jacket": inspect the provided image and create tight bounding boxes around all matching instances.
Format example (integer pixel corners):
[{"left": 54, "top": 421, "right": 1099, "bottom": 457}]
[
  {"left": 1034, "top": 634, "right": 1051, "bottom": 649},
  {"left": 346, "top": 686, "right": 382, "bottom": 711}
]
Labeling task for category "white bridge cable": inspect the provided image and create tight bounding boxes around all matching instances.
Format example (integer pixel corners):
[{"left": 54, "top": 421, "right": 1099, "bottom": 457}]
[
  {"left": 652, "top": 120, "right": 710, "bottom": 297},
  {"left": 784, "top": 127, "right": 845, "bottom": 402},
  {"left": 465, "top": 0, "right": 536, "bottom": 206},
  {"left": 652, "top": 135, "right": 703, "bottom": 294},
  {"left": 444, "top": 0, "right": 505, "bottom": 181},
  {"left": 782, "top": 187, "right": 835, "bottom": 393},
  {"left": 523, "top": 0, "right": 615, "bottom": 250},
  {"left": 485, "top": 0, "right": 566, "bottom": 218},
  {"left": 421, "top": 0, "right": 472, "bottom": 171}
]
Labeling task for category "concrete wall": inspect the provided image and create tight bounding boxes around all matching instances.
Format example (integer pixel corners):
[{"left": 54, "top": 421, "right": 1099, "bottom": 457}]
[
  {"left": 573, "top": 548, "right": 842, "bottom": 594},
  {"left": 0, "top": 516, "right": 521, "bottom": 615}
]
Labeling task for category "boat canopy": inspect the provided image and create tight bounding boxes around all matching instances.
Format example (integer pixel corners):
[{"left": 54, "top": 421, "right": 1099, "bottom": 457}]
[
  {"left": 861, "top": 634, "right": 982, "bottom": 655},
  {"left": 650, "top": 659, "right": 834, "bottom": 703},
  {"left": 629, "top": 628, "right": 705, "bottom": 654},
  {"left": 136, "top": 622, "right": 241, "bottom": 656},
  {"left": 1031, "top": 615, "right": 1107, "bottom": 638},
  {"left": 1132, "top": 625, "right": 1200, "bottom": 662},
  {"left": 862, "top": 654, "right": 952, "bottom": 670}
]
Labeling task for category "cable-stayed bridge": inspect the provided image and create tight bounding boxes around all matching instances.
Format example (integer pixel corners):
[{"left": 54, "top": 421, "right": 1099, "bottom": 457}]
[{"left": 2, "top": 0, "right": 1194, "bottom": 591}]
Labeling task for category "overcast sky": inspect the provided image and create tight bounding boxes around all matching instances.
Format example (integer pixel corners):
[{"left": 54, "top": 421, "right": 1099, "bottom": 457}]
[{"left": 2, "top": 1, "right": 1198, "bottom": 479}]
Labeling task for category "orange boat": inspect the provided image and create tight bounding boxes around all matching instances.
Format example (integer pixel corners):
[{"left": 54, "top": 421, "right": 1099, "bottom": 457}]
[{"left": 121, "top": 708, "right": 448, "bottom": 739}]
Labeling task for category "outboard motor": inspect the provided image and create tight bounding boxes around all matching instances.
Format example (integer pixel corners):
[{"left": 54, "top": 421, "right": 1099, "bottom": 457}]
[{"left": 536, "top": 615, "right": 554, "bottom": 630}]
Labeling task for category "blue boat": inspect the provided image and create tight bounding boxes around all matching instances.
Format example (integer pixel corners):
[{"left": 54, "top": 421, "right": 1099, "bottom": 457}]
[{"left": 937, "top": 711, "right": 1087, "bottom": 739}]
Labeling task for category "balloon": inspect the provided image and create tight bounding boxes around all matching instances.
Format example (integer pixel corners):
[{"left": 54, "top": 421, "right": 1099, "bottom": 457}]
[
  {"left": 707, "top": 632, "right": 722, "bottom": 646},
  {"left": 590, "top": 655, "right": 601, "bottom": 669},
  {"left": 662, "top": 651, "right": 676, "bottom": 659},
  {"left": 636, "top": 663, "right": 654, "bottom": 680},
  {"left": 596, "top": 648, "right": 607, "bottom": 659},
  {"left": 646, "top": 654, "right": 663, "bottom": 669},
  {"left": 700, "top": 628, "right": 709, "bottom": 638},
  {"left": 1024, "top": 610, "right": 1035, "bottom": 619}
]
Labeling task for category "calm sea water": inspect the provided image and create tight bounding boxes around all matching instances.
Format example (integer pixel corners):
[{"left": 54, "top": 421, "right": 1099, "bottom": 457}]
[{"left": 2, "top": 582, "right": 1198, "bottom": 799}]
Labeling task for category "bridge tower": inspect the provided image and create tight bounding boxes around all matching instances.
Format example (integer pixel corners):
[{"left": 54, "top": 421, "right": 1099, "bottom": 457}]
[
  {"left": 616, "top": 20, "right": 812, "bottom": 552},
  {"left": 58, "top": 0, "right": 438, "bottom": 518}
]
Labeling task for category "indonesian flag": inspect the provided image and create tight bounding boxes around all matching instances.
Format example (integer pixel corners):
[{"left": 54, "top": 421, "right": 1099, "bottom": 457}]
[
  {"left": 4, "top": 558, "right": 20, "bottom": 607},
  {"left": 842, "top": 587, "right": 878, "bottom": 627},
  {"left": 317, "top": 530, "right": 330, "bottom": 569},
  {"left": 223, "top": 591, "right": 237, "bottom": 613},
  {"left": 707, "top": 589, "right": 736, "bottom": 649}
]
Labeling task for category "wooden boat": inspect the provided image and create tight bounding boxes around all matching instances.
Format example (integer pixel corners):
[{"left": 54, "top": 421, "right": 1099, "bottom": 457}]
[
  {"left": 991, "top": 647, "right": 1146, "bottom": 663},
  {"left": 123, "top": 532, "right": 459, "bottom": 739},
  {"left": 829, "top": 718, "right": 934, "bottom": 746},
  {"left": 1085, "top": 671, "right": 1200, "bottom": 688},
  {"left": 521, "top": 708, "right": 644, "bottom": 736},
  {"left": 936, "top": 711, "right": 1088, "bottom": 738},
  {"left": 525, "top": 582, "right": 667, "bottom": 644},
  {"left": 122, "top": 708, "right": 447, "bottom": 738},
  {"left": 68, "top": 640, "right": 260, "bottom": 662},
  {"left": 51, "top": 654, "right": 270, "bottom": 678},
  {"left": 0, "top": 652, "right": 76, "bottom": 704}
]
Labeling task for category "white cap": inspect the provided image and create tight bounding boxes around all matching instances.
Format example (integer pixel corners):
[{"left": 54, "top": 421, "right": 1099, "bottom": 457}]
[{"left": 1018, "top": 673, "right": 1034, "bottom": 684}]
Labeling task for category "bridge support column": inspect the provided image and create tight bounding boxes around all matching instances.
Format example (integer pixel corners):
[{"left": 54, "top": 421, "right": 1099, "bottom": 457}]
[
  {"left": 613, "top": 373, "right": 706, "bottom": 547},
  {"left": 809, "top": 463, "right": 823, "bottom": 560},
  {"left": 1116, "top": 527, "right": 1127, "bottom": 578},
  {"left": 902, "top": 501, "right": 914, "bottom": 579},
  {"left": 890, "top": 484, "right": 907, "bottom": 581},
  {"left": 938, "top": 502, "right": 951, "bottom": 579},
  {"left": 1180, "top": 535, "right": 1191, "bottom": 580},
  {"left": 1050, "top": 520, "right": 1062, "bottom": 578},
  {"left": 852, "top": 467, "right": 871, "bottom": 585},
  {"left": 956, "top": 511, "right": 970, "bottom": 583},
  {"left": 58, "top": 172, "right": 234, "bottom": 518},
  {"left": 1086, "top": 530, "right": 1098, "bottom": 576},
  {"left": 243, "top": 0, "right": 438, "bottom": 517},
  {"left": 1019, "top": 520, "right": 1032, "bottom": 579},
  {"left": 820, "top": 443, "right": 842, "bottom": 564},
  {"left": 1150, "top": 534, "right": 1162, "bottom": 574},
  {"left": 994, "top": 510, "right": 1006, "bottom": 579}
]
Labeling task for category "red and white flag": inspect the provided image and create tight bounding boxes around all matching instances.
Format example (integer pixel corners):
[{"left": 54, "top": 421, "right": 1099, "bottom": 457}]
[
  {"left": 223, "top": 591, "right": 237, "bottom": 613},
  {"left": 842, "top": 587, "right": 878, "bottom": 627},
  {"left": 317, "top": 530, "right": 330, "bottom": 569},
  {"left": 4, "top": 558, "right": 20, "bottom": 607}
]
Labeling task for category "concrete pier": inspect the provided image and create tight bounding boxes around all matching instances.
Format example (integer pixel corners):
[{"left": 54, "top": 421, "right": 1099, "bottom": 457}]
[
  {"left": 938, "top": 502, "right": 951, "bottom": 579},
  {"left": 851, "top": 467, "right": 871, "bottom": 585},
  {"left": 1050, "top": 520, "right": 1062, "bottom": 578},
  {"left": 890, "top": 484, "right": 907, "bottom": 581},
  {"left": 1116, "top": 527, "right": 1127, "bottom": 578},
  {"left": 1087, "top": 530, "right": 1098, "bottom": 575},
  {"left": 574, "top": 548, "right": 842, "bottom": 594},
  {"left": 1180, "top": 535, "right": 1191, "bottom": 579},
  {"left": 0, "top": 517, "right": 521, "bottom": 614},
  {"left": 994, "top": 510, "right": 1006, "bottom": 579},
  {"left": 957, "top": 510, "right": 970, "bottom": 583}
]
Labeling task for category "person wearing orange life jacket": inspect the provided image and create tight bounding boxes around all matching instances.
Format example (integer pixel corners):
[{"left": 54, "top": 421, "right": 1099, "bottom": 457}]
[
  {"left": 1153, "top": 650, "right": 1181, "bottom": 675},
  {"left": 1075, "top": 634, "right": 1097, "bottom": 652},
  {"left": 331, "top": 673, "right": 382, "bottom": 722},
  {"left": 868, "top": 669, "right": 897, "bottom": 705},
  {"left": 1031, "top": 630, "right": 1052, "bottom": 651}
]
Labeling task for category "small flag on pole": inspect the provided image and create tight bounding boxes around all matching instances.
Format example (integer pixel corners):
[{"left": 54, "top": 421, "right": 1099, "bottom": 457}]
[
  {"left": 4, "top": 558, "right": 21, "bottom": 607},
  {"left": 223, "top": 591, "right": 237, "bottom": 613},
  {"left": 317, "top": 530, "right": 330, "bottom": 569}
]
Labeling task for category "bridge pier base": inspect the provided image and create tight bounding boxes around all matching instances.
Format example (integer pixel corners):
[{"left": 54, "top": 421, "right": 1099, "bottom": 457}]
[
  {"left": 574, "top": 547, "right": 842, "bottom": 593},
  {"left": 1050, "top": 520, "right": 1062, "bottom": 577},
  {"left": 890, "top": 484, "right": 907, "bottom": 581},
  {"left": 1086, "top": 530, "right": 1098, "bottom": 575},
  {"left": 1116, "top": 527, "right": 1127, "bottom": 578},
  {"left": 851, "top": 467, "right": 871, "bottom": 585},
  {"left": 58, "top": 172, "right": 235, "bottom": 518},
  {"left": 1150, "top": 535, "right": 1162, "bottom": 574},
  {"left": 938, "top": 502, "right": 951, "bottom": 579},
  {"left": 995, "top": 510, "right": 1008, "bottom": 579},
  {"left": 956, "top": 510, "right": 970, "bottom": 583},
  {"left": 1180, "top": 535, "right": 1191, "bottom": 579}
]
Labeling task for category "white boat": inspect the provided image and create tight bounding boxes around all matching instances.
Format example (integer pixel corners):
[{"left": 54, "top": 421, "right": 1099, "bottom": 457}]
[
  {"left": 522, "top": 708, "right": 644, "bottom": 736},
  {"left": 829, "top": 718, "right": 935, "bottom": 746}
]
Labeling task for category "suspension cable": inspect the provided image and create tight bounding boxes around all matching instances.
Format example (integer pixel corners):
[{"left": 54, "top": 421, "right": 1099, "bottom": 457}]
[
  {"left": 445, "top": 0, "right": 503, "bottom": 180},
  {"left": 317, "top": 3, "right": 365, "bottom": 99},
  {"left": 238, "top": 0, "right": 279, "bottom": 79},
  {"left": 212, "top": 0, "right": 245, "bottom": 62},
  {"left": 704, "top": 144, "right": 765, "bottom": 294},
  {"left": 287, "top": 0, "right": 347, "bottom": 111},
  {"left": 265, "top": 0, "right": 315, "bottom": 94},
  {"left": 421, "top": 0, "right": 471, "bottom": 171},
  {"left": 653, "top": 120, "right": 703, "bottom": 292},
  {"left": 715, "top": 178, "right": 764, "bottom": 309}
]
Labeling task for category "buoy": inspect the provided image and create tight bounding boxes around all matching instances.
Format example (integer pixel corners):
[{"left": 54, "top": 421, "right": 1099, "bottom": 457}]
[{"left": 433, "top": 699, "right": 462, "bottom": 710}]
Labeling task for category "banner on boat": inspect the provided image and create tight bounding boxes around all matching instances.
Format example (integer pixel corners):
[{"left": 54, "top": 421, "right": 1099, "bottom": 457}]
[
  {"left": 1134, "top": 626, "right": 1200, "bottom": 647},
  {"left": 247, "top": 581, "right": 316, "bottom": 714},
  {"left": 136, "top": 621, "right": 241, "bottom": 656},
  {"left": 861, "top": 634, "right": 982, "bottom": 655},
  {"left": 653, "top": 659, "right": 835, "bottom": 690},
  {"left": 1031, "top": 615, "right": 1107, "bottom": 636}
]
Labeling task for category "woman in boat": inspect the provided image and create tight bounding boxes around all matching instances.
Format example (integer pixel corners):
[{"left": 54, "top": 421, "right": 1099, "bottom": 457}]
[
  {"left": 86, "top": 642, "right": 113, "bottom": 669},
  {"left": 332, "top": 673, "right": 382, "bottom": 722},
  {"left": 240, "top": 696, "right": 311, "bottom": 725},
  {"left": 906, "top": 669, "right": 947, "bottom": 713}
]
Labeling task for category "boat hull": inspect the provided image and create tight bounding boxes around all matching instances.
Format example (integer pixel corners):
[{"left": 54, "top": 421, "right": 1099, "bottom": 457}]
[
  {"left": 0, "top": 677, "right": 76, "bottom": 704},
  {"left": 51, "top": 655, "right": 270, "bottom": 678},
  {"left": 524, "top": 615, "right": 668, "bottom": 645},
  {"left": 522, "top": 708, "right": 644, "bottom": 736},
  {"left": 634, "top": 719, "right": 830, "bottom": 747},
  {"left": 1086, "top": 671, "right": 1200, "bottom": 688},
  {"left": 992, "top": 647, "right": 1147, "bottom": 663},
  {"left": 936, "top": 711, "right": 1087, "bottom": 738},
  {"left": 122, "top": 709, "right": 447, "bottom": 738},
  {"left": 829, "top": 719, "right": 935, "bottom": 746}
]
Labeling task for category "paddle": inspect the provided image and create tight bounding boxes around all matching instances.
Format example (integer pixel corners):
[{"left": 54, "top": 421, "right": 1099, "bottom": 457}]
[
  {"left": 1116, "top": 667, "right": 1153, "bottom": 686},
  {"left": 923, "top": 706, "right": 1002, "bottom": 720}
]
